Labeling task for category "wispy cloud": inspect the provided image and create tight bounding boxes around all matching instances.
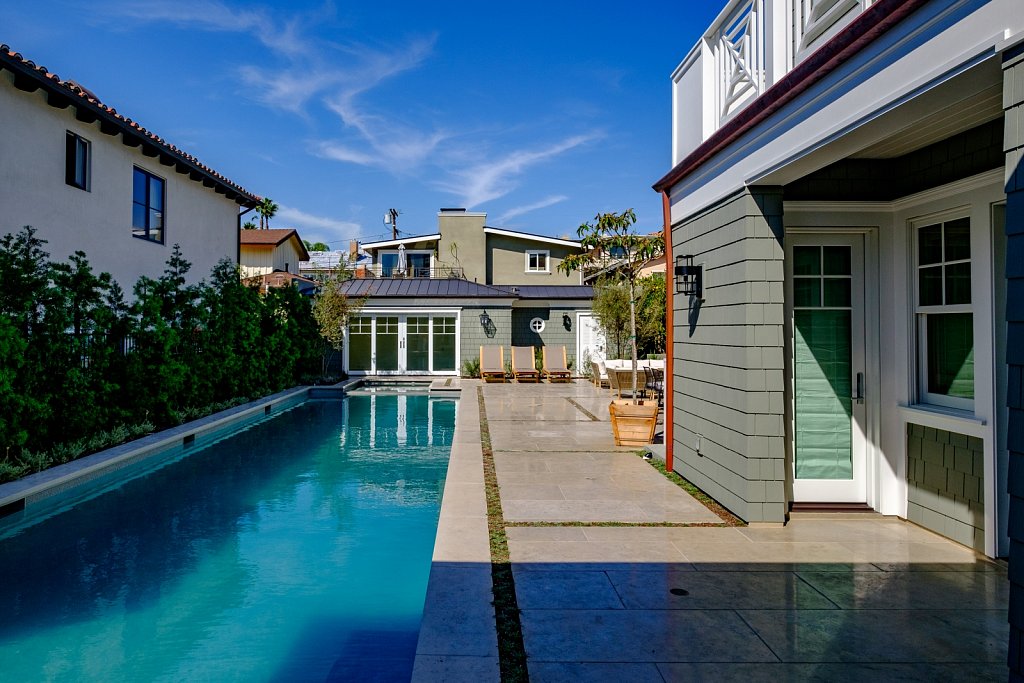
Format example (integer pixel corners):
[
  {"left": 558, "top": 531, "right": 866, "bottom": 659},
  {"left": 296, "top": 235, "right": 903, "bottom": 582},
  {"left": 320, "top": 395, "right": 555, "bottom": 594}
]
[
  {"left": 94, "top": 0, "right": 308, "bottom": 56},
  {"left": 276, "top": 205, "right": 361, "bottom": 244},
  {"left": 439, "top": 133, "right": 602, "bottom": 208},
  {"left": 495, "top": 195, "right": 569, "bottom": 224}
]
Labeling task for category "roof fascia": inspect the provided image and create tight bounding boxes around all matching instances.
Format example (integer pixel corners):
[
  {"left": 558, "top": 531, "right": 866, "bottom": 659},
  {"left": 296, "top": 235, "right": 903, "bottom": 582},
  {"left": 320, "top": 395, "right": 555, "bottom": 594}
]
[{"left": 482, "top": 227, "right": 582, "bottom": 248}]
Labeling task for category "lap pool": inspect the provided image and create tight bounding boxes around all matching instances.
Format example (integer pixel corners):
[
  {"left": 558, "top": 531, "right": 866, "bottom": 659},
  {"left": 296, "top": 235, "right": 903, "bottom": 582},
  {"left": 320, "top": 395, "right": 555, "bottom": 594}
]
[{"left": 0, "top": 393, "right": 456, "bottom": 681}]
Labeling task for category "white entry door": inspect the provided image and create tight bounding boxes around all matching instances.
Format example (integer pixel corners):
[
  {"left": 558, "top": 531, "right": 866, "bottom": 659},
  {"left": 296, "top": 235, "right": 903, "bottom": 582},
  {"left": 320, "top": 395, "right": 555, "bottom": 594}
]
[
  {"left": 577, "top": 312, "right": 605, "bottom": 368},
  {"left": 787, "top": 234, "right": 868, "bottom": 503}
]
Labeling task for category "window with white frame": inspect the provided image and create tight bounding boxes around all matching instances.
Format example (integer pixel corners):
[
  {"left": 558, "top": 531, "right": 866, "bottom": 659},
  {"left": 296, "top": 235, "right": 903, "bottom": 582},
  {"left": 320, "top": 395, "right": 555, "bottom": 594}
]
[
  {"left": 915, "top": 214, "right": 973, "bottom": 409},
  {"left": 525, "top": 250, "right": 549, "bottom": 273}
]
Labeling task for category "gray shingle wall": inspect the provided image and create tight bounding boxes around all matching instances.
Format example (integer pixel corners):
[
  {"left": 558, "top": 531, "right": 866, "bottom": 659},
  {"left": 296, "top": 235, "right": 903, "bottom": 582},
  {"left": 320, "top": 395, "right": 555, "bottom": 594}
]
[
  {"left": 511, "top": 306, "right": 588, "bottom": 370},
  {"left": 460, "top": 306, "right": 512, "bottom": 373},
  {"left": 1004, "top": 46, "right": 1024, "bottom": 679},
  {"left": 671, "top": 187, "right": 786, "bottom": 523},
  {"left": 906, "top": 425, "right": 985, "bottom": 551}
]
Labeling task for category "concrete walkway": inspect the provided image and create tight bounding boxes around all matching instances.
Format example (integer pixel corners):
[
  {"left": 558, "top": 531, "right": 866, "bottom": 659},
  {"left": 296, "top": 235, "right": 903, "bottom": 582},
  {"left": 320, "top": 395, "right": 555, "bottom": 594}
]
[{"left": 414, "top": 380, "right": 1008, "bottom": 681}]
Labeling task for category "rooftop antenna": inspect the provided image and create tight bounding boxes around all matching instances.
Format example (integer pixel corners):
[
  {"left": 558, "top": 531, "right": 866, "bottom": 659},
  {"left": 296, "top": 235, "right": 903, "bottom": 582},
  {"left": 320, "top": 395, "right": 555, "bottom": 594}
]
[{"left": 383, "top": 208, "right": 400, "bottom": 240}]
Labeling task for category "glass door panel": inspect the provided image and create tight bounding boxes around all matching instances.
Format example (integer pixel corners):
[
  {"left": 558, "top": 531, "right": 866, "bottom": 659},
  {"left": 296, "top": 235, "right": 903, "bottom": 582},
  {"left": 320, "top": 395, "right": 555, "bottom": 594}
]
[
  {"left": 349, "top": 316, "right": 372, "bottom": 371},
  {"left": 407, "top": 317, "right": 430, "bottom": 372},
  {"left": 788, "top": 236, "right": 867, "bottom": 503},
  {"left": 375, "top": 317, "right": 399, "bottom": 372},
  {"left": 432, "top": 317, "right": 456, "bottom": 371}
]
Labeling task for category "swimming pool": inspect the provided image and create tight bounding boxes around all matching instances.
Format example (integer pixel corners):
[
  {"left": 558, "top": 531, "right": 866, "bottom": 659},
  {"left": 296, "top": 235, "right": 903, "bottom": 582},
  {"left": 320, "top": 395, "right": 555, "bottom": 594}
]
[{"left": 0, "top": 394, "right": 456, "bottom": 681}]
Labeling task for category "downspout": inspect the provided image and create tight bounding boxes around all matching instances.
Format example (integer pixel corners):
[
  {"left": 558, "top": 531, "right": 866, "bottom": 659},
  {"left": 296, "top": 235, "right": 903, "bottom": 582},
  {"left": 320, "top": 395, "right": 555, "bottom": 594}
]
[
  {"left": 237, "top": 204, "right": 257, "bottom": 266},
  {"left": 661, "top": 191, "right": 674, "bottom": 473}
]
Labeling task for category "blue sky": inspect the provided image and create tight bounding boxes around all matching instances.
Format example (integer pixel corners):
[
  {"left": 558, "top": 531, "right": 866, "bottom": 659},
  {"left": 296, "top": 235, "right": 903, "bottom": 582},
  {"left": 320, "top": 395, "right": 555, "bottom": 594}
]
[{"left": 6, "top": 1, "right": 722, "bottom": 247}]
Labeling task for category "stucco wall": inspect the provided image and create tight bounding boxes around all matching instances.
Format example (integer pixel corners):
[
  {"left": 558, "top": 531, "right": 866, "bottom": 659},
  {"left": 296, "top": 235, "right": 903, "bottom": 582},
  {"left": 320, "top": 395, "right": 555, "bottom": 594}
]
[
  {"left": 0, "top": 72, "right": 240, "bottom": 292},
  {"left": 671, "top": 187, "right": 787, "bottom": 524},
  {"left": 437, "top": 212, "right": 487, "bottom": 283},
  {"left": 486, "top": 235, "right": 580, "bottom": 285}
]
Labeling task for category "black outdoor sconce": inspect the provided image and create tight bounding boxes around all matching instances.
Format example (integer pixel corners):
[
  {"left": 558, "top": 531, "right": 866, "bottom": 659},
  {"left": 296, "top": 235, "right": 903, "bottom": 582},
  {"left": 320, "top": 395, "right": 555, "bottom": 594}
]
[
  {"left": 479, "top": 311, "right": 491, "bottom": 328},
  {"left": 675, "top": 255, "right": 703, "bottom": 299},
  {"left": 562, "top": 312, "right": 572, "bottom": 329}
]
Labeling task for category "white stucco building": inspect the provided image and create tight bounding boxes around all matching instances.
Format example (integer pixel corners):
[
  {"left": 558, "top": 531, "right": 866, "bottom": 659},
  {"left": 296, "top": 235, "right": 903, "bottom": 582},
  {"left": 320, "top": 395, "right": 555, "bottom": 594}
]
[{"left": 0, "top": 45, "right": 258, "bottom": 290}]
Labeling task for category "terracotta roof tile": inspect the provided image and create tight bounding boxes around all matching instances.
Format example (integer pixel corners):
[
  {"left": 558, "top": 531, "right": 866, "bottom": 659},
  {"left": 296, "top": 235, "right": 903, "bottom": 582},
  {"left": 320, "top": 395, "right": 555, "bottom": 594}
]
[{"left": 0, "top": 44, "right": 258, "bottom": 205}]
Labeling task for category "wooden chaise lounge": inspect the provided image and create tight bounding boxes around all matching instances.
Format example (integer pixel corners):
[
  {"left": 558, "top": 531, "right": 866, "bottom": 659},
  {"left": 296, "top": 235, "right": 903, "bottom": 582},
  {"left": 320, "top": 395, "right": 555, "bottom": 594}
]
[
  {"left": 511, "top": 345, "right": 540, "bottom": 382},
  {"left": 542, "top": 345, "right": 571, "bottom": 382},
  {"left": 480, "top": 345, "right": 506, "bottom": 382}
]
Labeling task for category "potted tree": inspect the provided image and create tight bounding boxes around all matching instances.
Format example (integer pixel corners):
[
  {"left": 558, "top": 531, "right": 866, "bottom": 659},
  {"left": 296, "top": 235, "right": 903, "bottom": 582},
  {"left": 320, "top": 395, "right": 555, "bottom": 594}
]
[{"left": 558, "top": 209, "right": 664, "bottom": 446}]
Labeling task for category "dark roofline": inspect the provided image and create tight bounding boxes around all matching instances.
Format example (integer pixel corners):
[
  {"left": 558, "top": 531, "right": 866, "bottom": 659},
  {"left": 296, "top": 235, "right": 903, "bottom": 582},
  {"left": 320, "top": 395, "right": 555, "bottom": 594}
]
[
  {"left": 652, "top": 0, "right": 929, "bottom": 193},
  {"left": 0, "top": 44, "right": 259, "bottom": 207}
]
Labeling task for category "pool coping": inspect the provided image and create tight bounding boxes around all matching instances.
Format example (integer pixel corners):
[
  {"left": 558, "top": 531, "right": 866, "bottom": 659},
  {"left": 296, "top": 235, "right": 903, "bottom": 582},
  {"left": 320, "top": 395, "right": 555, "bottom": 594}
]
[
  {"left": 412, "top": 379, "right": 500, "bottom": 681},
  {"left": 0, "top": 380, "right": 362, "bottom": 516}
]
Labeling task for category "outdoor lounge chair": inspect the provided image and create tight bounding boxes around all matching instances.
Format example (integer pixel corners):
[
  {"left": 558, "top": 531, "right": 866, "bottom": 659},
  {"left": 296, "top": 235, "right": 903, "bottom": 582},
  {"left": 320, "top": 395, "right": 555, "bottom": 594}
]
[
  {"left": 542, "top": 345, "right": 571, "bottom": 382},
  {"left": 511, "top": 345, "right": 540, "bottom": 382},
  {"left": 480, "top": 345, "right": 506, "bottom": 383}
]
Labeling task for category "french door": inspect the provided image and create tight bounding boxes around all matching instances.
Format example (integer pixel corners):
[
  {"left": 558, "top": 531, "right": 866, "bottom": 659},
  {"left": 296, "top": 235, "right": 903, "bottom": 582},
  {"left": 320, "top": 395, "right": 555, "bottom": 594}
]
[
  {"left": 347, "top": 313, "right": 458, "bottom": 375},
  {"left": 786, "top": 234, "right": 868, "bottom": 503}
]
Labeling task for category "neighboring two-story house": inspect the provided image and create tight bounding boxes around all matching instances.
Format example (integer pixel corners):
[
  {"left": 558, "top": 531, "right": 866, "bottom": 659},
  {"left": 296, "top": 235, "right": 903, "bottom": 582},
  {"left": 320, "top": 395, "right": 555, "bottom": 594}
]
[
  {"left": 0, "top": 45, "right": 258, "bottom": 290},
  {"left": 338, "top": 208, "right": 598, "bottom": 376},
  {"left": 653, "top": 0, "right": 1022, "bottom": 569}
]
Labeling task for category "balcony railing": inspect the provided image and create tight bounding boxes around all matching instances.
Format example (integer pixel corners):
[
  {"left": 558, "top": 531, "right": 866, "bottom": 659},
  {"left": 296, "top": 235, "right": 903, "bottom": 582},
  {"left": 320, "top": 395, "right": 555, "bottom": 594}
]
[
  {"left": 671, "top": 0, "right": 869, "bottom": 164},
  {"left": 353, "top": 264, "right": 466, "bottom": 279}
]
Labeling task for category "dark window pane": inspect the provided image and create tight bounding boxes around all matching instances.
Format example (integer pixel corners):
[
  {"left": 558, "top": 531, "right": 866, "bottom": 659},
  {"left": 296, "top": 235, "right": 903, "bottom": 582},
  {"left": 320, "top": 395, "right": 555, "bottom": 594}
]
[
  {"left": 150, "top": 208, "right": 163, "bottom": 231},
  {"left": 918, "top": 224, "right": 942, "bottom": 265},
  {"left": 944, "top": 217, "right": 970, "bottom": 261},
  {"left": 132, "top": 203, "right": 146, "bottom": 230},
  {"left": 823, "top": 278, "right": 851, "bottom": 307},
  {"left": 945, "top": 262, "right": 971, "bottom": 305},
  {"left": 823, "top": 247, "right": 850, "bottom": 275},
  {"left": 793, "top": 278, "right": 820, "bottom": 308},
  {"left": 927, "top": 313, "right": 974, "bottom": 399},
  {"left": 133, "top": 168, "right": 146, "bottom": 204},
  {"left": 149, "top": 176, "right": 164, "bottom": 210},
  {"left": 918, "top": 266, "right": 942, "bottom": 306},
  {"left": 793, "top": 246, "right": 820, "bottom": 275}
]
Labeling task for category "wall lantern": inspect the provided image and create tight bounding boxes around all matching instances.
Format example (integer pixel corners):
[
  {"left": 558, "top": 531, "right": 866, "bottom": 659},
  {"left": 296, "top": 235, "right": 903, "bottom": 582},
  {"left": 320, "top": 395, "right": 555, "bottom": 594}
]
[
  {"left": 479, "top": 311, "right": 491, "bottom": 328},
  {"left": 562, "top": 312, "right": 572, "bottom": 328},
  {"left": 674, "top": 255, "right": 703, "bottom": 298}
]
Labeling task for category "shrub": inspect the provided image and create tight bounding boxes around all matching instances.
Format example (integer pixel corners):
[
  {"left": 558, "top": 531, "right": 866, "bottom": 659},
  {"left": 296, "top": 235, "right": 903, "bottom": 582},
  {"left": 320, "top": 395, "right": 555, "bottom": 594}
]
[{"left": 462, "top": 357, "right": 481, "bottom": 378}]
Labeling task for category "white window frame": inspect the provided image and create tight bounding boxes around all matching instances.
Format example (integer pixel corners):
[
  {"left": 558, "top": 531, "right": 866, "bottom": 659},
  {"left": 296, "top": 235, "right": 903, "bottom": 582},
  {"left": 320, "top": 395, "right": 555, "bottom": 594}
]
[
  {"left": 912, "top": 209, "right": 974, "bottom": 411},
  {"left": 530, "top": 317, "right": 545, "bottom": 333},
  {"left": 525, "top": 250, "right": 550, "bottom": 273}
]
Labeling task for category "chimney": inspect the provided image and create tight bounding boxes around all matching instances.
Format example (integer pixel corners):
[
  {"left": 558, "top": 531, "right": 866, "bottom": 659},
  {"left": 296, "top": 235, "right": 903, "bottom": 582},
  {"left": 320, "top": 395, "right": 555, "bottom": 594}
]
[{"left": 349, "top": 240, "right": 359, "bottom": 261}]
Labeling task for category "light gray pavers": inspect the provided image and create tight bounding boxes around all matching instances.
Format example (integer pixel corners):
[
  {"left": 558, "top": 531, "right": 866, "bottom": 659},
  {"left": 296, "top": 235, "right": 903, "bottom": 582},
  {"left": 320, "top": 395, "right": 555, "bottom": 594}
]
[{"left": 414, "top": 379, "right": 1008, "bottom": 682}]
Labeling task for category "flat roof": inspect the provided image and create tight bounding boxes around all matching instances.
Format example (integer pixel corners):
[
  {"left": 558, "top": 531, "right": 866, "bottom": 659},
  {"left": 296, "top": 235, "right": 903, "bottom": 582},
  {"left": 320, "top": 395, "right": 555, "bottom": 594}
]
[{"left": 361, "top": 234, "right": 441, "bottom": 249}]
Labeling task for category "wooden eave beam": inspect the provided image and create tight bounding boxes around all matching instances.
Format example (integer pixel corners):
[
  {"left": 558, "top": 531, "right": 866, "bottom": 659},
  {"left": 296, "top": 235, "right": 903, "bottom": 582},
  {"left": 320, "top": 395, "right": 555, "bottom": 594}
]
[
  {"left": 74, "top": 106, "right": 97, "bottom": 124},
  {"left": 46, "top": 90, "right": 70, "bottom": 108}
]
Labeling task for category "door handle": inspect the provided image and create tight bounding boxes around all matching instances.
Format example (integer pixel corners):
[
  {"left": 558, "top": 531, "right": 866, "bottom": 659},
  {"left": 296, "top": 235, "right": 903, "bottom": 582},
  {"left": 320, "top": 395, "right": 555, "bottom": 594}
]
[{"left": 852, "top": 372, "right": 864, "bottom": 404}]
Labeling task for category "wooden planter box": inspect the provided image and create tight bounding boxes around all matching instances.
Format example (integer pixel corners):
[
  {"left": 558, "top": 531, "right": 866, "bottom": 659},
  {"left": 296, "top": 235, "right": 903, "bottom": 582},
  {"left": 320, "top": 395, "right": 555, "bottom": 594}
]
[{"left": 609, "top": 399, "right": 658, "bottom": 446}]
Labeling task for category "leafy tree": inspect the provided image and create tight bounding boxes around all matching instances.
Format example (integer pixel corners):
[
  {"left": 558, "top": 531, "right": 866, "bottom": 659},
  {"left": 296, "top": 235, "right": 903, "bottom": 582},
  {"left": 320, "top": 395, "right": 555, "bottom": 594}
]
[
  {"left": 304, "top": 240, "right": 330, "bottom": 251},
  {"left": 256, "top": 198, "right": 278, "bottom": 229},
  {"left": 558, "top": 209, "right": 663, "bottom": 401},
  {"left": 591, "top": 277, "right": 630, "bottom": 359},
  {"left": 312, "top": 269, "right": 364, "bottom": 377},
  {"left": 242, "top": 220, "right": 257, "bottom": 230},
  {"left": 636, "top": 274, "right": 666, "bottom": 357}
]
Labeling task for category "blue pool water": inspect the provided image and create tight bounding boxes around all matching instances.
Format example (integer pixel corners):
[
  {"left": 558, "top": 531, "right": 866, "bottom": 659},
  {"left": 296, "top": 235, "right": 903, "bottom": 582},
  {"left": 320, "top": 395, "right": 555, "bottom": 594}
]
[{"left": 0, "top": 394, "right": 456, "bottom": 682}]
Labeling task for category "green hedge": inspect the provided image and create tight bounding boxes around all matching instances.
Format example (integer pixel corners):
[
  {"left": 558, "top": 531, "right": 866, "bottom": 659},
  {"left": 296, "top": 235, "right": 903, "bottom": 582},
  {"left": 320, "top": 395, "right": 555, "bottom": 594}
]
[{"left": 0, "top": 226, "right": 322, "bottom": 482}]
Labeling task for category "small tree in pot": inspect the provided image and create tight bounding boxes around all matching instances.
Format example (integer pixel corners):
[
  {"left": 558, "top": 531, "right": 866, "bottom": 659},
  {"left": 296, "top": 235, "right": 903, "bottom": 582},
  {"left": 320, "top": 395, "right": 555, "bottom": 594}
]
[{"left": 558, "top": 209, "right": 664, "bottom": 420}]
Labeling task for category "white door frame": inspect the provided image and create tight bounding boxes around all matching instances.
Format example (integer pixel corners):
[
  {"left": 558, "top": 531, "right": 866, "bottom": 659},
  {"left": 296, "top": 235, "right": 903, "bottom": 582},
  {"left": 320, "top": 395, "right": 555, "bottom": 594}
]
[
  {"left": 344, "top": 308, "right": 461, "bottom": 376},
  {"left": 785, "top": 229, "right": 879, "bottom": 504}
]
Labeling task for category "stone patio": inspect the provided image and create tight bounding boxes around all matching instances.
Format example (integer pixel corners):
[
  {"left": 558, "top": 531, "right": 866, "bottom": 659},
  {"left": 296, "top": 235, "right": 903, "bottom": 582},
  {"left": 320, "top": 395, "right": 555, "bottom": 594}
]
[{"left": 412, "top": 379, "right": 1008, "bottom": 681}]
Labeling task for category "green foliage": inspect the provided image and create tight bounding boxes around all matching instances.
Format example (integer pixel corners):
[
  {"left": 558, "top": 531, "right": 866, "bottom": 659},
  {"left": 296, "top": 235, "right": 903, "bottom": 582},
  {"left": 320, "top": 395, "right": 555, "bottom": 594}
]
[
  {"left": 0, "top": 226, "right": 323, "bottom": 483},
  {"left": 304, "top": 240, "right": 330, "bottom": 251},
  {"left": 558, "top": 209, "right": 664, "bottom": 402},
  {"left": 636, "top": 274, "right": 666, "bottom": 357},
  {"left": 256, "top": 197, "right": 278, "bottom": 229},
  {"left": 312, "top": 269, "right": 365, "bottom": 377},
  {"left": 462, "top": 357, "right": 481, "bottom": 378},
  {"left": 591, "top": 277, "right": 630, "bottom": 359}
]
